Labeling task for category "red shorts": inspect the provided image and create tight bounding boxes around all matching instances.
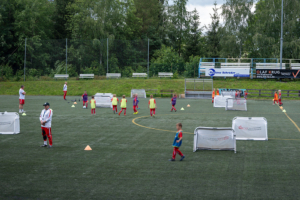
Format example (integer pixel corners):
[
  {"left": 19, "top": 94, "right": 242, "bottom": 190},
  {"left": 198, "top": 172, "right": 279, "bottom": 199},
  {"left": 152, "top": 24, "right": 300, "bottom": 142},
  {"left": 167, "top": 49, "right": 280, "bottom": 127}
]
[
  {"left": 19, "top": 99, "right": 25, "bottom": 105},
  {"left": 83, "top": 101, "right": 88, "bottom": 104}
]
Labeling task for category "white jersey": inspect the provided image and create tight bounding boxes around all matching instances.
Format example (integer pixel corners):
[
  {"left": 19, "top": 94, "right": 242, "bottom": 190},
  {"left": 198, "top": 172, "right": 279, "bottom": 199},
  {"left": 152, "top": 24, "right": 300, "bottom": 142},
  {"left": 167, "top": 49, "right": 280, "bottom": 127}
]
[
  {"left": 39, "top": 109, "right": 53, "bottom": 128},
  {"left": 63, "top": 84, "right": 67, "bottom": 91},
  {"left": 19, "top": 88, "right": 25, "bottom": 99}
]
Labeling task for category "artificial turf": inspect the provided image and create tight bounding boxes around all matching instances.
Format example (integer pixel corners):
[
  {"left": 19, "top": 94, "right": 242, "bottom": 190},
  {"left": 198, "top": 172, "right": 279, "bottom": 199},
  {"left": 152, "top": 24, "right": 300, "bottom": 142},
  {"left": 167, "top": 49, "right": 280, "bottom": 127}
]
[{"left": 1, "top": 95, "right": 300, "bottom": 199}]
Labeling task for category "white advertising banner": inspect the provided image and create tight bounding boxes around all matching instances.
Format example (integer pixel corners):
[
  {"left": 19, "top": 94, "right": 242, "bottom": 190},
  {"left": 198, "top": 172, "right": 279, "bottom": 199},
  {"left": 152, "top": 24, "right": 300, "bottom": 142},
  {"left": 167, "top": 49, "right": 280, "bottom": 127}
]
[
  {"left": 206, "top": 68, "right": 250, "bottom": 77},
  {"left": 0, "top": 112, "right": 20, "bottom": 134},
  {"left": 193, "top": 127, "right": 236, "bottom": 153},
  {"left": 232, "top": 117, "right": 268, "bottom": 140},
  {"left": 214, "top": 96, "right": 232, "bottom": 107}
]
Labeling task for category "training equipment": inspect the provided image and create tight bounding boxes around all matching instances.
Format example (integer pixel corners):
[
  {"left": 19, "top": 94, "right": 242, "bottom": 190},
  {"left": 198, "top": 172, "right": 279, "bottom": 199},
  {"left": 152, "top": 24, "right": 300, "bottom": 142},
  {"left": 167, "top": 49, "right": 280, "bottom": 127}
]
[
  {"left": 187, "top": 104, "right": 190, "bottom": 107},
  {"left": 94, "top": 93, "right": 113, "bottom": 108},
  {"left": 193, "top": 127, "right": 236, "bottom": 153},
  {"left": 181, "top": 107, "right": 184, "bottom": 110},
  {"left": 214, "top": 95, "right": 232, "bottom": 107},
  {"left": 71, "top": 105, "right": 75, "bottom": 107},
  {"left": 22, "top": 113, "right": 26, "bottom": 116},
  {"left": 83, "top": 106, "right": 86, "bottom": 109},
  {"left": 84, "top": 145, "right": 92, "bottom": 150},
  {"left": 0, "top": 112, "right": 20, "bottom": 134},
  {"left": 232, "top": 117, "right": 268, "bottom": 140},
  {"left": 74, "top": 102, "right": 77, "bottom": 104},
  {"left": 221, "top": 91, "right": 236, "bottom": 97},
  {"left": 130, "top": 89, "right": 146, "bottom": 98},
  {"left": 283, "top": 109, "right": 286, "bottom": 113},
  {"left": 226, "top": 98, "right": 247, "bottom": 111},
  {"left": 185, "top": 79, "right": 213, "bottom": 99}
]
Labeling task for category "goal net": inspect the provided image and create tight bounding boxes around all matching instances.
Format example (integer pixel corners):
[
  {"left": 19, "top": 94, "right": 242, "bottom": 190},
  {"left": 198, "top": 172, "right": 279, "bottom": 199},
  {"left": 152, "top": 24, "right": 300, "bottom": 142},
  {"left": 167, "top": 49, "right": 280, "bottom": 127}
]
[
  {"left": 232, "top": 117, "right": 268, "bottom": 140},
  {"left": 131, "top": 89, "right": 146, "bottom": 98},
  {"left": 221, "top": 91, "right": 235, "bottom": 97},
  {"left": 0, "top": 112, "right": 20, "bottom": 134},
  {"left": 226, "top": 98, "right": 247, "bottom": 111},
  {"left": 214, "top": 95, "right": 232, "bottom": 107},
  {"left": 193, "top": 127, "right": 236, "bottom": 153},
  {"left": 185, "top": 79, "right": 213, "bottom": 99},
  {"left": 94, "top": 93, "right": 113, "bottom": 108}
]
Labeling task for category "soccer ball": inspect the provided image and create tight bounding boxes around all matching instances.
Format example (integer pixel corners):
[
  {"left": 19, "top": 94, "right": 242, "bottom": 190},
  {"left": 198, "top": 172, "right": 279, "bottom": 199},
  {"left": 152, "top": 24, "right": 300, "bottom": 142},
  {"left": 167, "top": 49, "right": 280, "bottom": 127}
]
[{"left": 83, "top": 106, "right": 86, "bottom": 109}]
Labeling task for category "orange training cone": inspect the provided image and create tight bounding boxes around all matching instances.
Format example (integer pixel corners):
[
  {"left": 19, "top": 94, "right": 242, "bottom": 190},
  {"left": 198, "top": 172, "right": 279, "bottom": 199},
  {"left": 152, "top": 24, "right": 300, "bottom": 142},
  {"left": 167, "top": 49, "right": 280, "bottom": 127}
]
[
  {"left": 74, "top": 102, "right": 77, "bottom": 104},
  {"left": 187, "top": 104, "right": 190, "bottom": 107},
  {"left": 84, "top": 145, "right": 92, "bottom": 150}
]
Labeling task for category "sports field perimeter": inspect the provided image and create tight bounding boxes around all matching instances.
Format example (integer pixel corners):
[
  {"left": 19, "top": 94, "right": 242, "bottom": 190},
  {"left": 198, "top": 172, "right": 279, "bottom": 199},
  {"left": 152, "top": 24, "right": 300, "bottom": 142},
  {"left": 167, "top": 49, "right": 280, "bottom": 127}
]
[{"left": 1, "top": 95, "right": 300, "bottom": 199}]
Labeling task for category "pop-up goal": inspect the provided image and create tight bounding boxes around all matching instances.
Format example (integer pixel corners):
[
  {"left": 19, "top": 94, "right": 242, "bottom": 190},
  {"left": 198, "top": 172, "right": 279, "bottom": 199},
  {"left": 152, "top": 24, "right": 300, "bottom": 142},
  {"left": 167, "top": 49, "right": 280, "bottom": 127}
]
[
  {"left": 131, "top": 89, "right": 146, "bottom": 98},
  {"left": 232, "top": 117, "right": 268, "bottom": 140},
  {"left": 0, "top": 112, "right": 20, "bottom": 134},
  {"left": 94, "top": 93, "right": 113, "bottom": 108},
  {"left": 193, "top": 127, "right": 236, "bottom": 153},
  {"left": 214, "top": 95, "right": 232, "bottom": 107},
  {"left": 226, "top": 98, "right": 247, "bottom": 111}
]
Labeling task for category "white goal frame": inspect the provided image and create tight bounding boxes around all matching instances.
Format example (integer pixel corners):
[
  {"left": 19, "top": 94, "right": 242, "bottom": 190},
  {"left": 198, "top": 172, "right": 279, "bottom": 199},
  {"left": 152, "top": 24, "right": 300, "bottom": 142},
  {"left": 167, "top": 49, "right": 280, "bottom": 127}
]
[
  {"left": 193, "top": 127, "right": 236, "bottom": 153},
  {"left": 225, "top": 98, "right": 247, "bottom": 111},
  {"left": 94, "top": 93, "right": 113, "bottom": 108},
  {"left": 214, "top": 95, "right": 232, "bottom": 107},
  {"left": 0, "top": 112, "right": 20, "bottom": 134},
  {"left": 232, "top": 117, "right": 268, "bottom": 140},
  {"left": 131, "top": 89, "right": 146, "bottom": 98}
]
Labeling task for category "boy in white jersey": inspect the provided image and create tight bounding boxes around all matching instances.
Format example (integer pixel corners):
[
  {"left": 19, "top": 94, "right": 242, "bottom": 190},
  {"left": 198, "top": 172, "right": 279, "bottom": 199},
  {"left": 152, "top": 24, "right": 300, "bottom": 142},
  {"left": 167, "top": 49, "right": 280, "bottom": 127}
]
[
  {"left": 19, "top": 85, "right": 26, "bottom": 113},
  {"left": 39, "top": 102, "right": 53, "bottom": 148},
  {"left": 63, "top": 82, "right": 67, "bottom": 100}
]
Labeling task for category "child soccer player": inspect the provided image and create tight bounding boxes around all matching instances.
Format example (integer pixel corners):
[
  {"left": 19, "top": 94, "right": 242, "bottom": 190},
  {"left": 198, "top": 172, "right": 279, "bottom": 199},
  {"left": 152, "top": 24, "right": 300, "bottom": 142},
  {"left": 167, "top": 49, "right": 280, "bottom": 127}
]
[
  {"left": 90, "top": 96, "right": 96, "bottom": 115},
  {"left": 170, "top": 94, "right": 177, "bottom": 112},
  {"left": 82, "top": 91, "right": 88, "bottom": 108},
  {"left": 119, "top": 95, "right": 127, "bottom": 116},
  {"left": 244, "top": 90, "right": 248, "bottom": 100},
  {"left": 148, "top": 95, "right": 156, "bottom": 117},
  {"left": 278, "top": 90, "right": 283, "bottom": 106},
  {"left": 169, "top": 123, "right": 185, "bottom": 161},
  {"left": 135, "top": 93, "right": 140, "bottom": 109},
  {"left": 212, "top": 88, "right": 215, "bottom": 103},
  {"left": 133, "top": 94, "right": 138, "bottom": 114},
  {"left": 216, "top": 88, "right": 220, "bottom": 96},
  {"left": 273, "top": 91, "right": 279, "bottom": 105},
  {"left": 111, "top": 94, "right": 119, "bottom": 114}
]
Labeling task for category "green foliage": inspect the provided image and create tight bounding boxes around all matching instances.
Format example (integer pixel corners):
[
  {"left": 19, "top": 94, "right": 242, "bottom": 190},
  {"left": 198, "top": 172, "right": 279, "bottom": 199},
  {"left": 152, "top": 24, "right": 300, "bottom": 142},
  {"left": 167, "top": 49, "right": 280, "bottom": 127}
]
[
  {"left": 0, "top": 64, "right": 14, "bottom": 78},
  {"left": 184, "top": 55, "right": 201, "bottom": 78},
  {"left": 54, "top": 60, "right": 77, "bottom": 77}
]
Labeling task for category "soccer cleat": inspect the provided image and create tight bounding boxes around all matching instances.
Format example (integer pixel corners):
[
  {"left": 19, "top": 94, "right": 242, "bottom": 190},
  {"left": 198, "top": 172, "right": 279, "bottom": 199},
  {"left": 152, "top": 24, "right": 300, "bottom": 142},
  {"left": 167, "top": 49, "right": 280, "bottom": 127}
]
[
  {"left": 47, "top": 145, "right": 52, "bottom": 148},
  {"left": 180, "top": 155, "right": 185, "bottom": 161},
  {"left": 153, "top": 115, "right": 155, "bottom": 117},
  {"left": 171, "top": 110, "right": 173, "bottom": 112},
  {"left": 169, "top": 159, "right": 175, "bottom": 161},
  {"left": 175, "top": 110, "right": 177, "bottom": 112},
  {"left": 136, "top": 112, "right": 138, "bottom": 114},
  {"left": 41, "top": 144, "right": 47, "bottom": 147},
  {"left": 113, "top": 110, "right": 116, "bottom": 114}
]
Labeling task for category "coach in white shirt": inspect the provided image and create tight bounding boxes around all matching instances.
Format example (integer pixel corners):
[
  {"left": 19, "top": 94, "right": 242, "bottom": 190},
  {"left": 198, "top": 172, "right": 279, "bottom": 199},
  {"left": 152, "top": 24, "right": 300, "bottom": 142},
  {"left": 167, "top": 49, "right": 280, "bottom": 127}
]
[
  {"left": 63, "top": 82, "right": 67, "bottom": 100},
  {"left": 39, "top": 102, "right": 53, "bottom": 148},
  {"left": 19, "top": 85, "right": 26, "bottom": 113}
]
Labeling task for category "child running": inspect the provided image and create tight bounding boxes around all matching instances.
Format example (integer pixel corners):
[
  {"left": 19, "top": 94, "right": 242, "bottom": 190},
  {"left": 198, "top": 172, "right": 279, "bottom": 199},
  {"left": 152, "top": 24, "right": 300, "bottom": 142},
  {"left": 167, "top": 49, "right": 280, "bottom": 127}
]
[
  {"left": 278, "top": 90, "right": 283, "bottom": 106},
  {"left": 244, "top": 90, "right": 248, "bottom": 100},
  {"left": 136, "top": 93, "right": 140, "bottom": 109},
  {"left": 169, "top": 123, "right": 185, "bottom": 161},
  {"left": 170, "top": 94, "right": 177, "bottom": 112},
  {"left": 216, "top": 88, "right": 220, "bottom": 96},
  {"left": 273, "top": 91, "right": 279, "bottom": 105},
  {"left": 212, "top": 88, "right": 215, "bottom": 103},
  {"left": 133, "top": 94, "right": 138, "bottom": 114},
  {"left": 82, "top": 91, "right": 88, "bottom": 108},
  {"left": 90, "top": 96, "right": 96, "bottom": 115},
  {"left": 119, "top": 95, "right": 127, "bottom": 116},
  {"left": 111, "top": 94, "right": 119, "bottom": 114},
  {"left": 148, "top": 95, "right": 156, "bottom": 117}
]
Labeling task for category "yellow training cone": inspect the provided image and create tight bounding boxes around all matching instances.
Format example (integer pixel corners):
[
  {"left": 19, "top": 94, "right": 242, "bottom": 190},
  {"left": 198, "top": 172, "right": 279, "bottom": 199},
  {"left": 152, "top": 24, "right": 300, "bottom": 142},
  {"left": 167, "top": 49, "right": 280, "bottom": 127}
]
[
  {"left": 71, "top": 105, "right": 75, "bottom": 107},
  {"left": 283, "top": 109, "right": 286, "bottom": 113},
  {"left": 187, "top": 104, "right": 190, "bottom": 107},
  {"left": 84, "top": 145, "right": 92, "bottom": 150},
  {"left": 181, "top": 107, "right": 184, "bottom": 111},
  {"left": 22, "top": 113, "right": 26, "bottom": 116}
]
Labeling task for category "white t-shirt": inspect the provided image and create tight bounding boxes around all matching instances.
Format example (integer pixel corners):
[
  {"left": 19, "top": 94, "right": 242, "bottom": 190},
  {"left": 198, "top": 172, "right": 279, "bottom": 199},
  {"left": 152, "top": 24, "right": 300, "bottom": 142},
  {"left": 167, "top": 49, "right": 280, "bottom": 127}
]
[
  {"left": 19, "top": 88, "right": 25, "bottom": 99},
  {"left": 39, "top": 109, "right": 53, "bottom": 127},
  {"left": 63, "top": 84, "right": 67, "bottom": 91}
]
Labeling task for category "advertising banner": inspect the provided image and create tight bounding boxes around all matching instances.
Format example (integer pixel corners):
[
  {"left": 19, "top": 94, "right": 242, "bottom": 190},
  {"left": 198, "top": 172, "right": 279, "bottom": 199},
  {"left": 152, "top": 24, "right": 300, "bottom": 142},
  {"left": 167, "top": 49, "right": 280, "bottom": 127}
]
[
  {"left": 256, "top": 69, "right": 300, "bottom": 79},
  {"left": 206, "top": 68, "right": 249, "bottom": 77},
  {"left": 232, "top": 117, "right": 268, "bottom": 140}
]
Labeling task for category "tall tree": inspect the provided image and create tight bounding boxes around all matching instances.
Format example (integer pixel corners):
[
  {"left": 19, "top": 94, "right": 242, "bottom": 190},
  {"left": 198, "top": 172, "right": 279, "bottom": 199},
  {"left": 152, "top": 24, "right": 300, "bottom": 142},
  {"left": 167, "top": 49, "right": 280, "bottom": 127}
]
[{"left": 206, "top": 2, "right": 221, "bottom": 58}]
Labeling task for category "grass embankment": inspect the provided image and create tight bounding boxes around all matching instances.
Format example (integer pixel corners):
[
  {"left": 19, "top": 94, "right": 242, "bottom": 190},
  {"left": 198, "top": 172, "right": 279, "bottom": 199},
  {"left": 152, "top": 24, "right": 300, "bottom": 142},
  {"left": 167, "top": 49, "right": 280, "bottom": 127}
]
[{"left": 0, "top": 78, "right": 299, "bottom": 98}]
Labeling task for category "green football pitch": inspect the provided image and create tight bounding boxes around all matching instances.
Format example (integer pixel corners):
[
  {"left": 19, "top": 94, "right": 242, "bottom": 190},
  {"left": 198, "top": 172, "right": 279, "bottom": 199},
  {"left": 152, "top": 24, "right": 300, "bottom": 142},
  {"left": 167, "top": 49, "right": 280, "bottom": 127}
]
[{"left": 1, "top": 95, "right": 300, "bottom": 199}]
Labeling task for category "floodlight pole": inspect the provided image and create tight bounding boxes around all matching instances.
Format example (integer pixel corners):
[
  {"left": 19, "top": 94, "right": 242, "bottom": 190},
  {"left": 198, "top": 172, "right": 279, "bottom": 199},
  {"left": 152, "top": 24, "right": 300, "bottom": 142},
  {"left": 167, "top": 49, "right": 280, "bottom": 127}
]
[
  {"left": 147, "top": 38, "right": 149, "bottom": 79},
  {"left": 280, "top": 0, "right": 283, "bottom": 69},
  {"left": 107, "top": 38, "right": 108, "bottom": 73},
  {"left": 66, "top": 38, "right": 68, "bottom": 75},
  {"left": 24, "top": 38, "right": 26, "bottom": 82}
]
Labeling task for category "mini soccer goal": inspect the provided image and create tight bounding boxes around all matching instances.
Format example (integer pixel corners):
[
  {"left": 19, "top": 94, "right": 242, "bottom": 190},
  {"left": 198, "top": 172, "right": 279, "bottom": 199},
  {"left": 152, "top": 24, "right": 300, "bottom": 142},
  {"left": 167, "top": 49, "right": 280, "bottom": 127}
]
[
  {"left": 226, "top": 98, "right": 247, "bottom": 111},
  {"left": 0, "top": 112, "right": 20, "bottom": 134},
  {"left": 185, "top": 79, "right": 213, "bottom": 99},
  {"left": 232, "top": 117, "right": 268, "bottom": 140},
  {"left": 131, "top": 89, "right": 146, "bottom": 98},
  {"left": 221, "top": 91, "right": 235, "bottom": 97},
  {"left": 193, "top": 127, "right": 236, "bottom": 153},
  {"left": 94, "top": 93, "right": 113, "bottom": 108},
  {"left": 214, "top": 95, "right": 232, "bottom": 107}
]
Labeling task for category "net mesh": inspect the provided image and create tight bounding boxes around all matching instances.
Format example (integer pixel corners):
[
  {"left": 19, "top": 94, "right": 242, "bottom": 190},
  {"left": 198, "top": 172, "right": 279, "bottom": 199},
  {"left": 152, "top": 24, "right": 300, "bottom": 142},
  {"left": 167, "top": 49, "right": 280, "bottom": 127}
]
[
  {"left": 226, "top": 98, "right": 247, "bottom": 111},
  {"left": 94, "top": 93, "right": 113, "bottom": 108},
  {"left": 185, "top": 79, "right": 213, "bottom": 91},
  {"left": 221, "top": 91, "right": 235, "bottom": 97},
  {"left": 131, "top": 89, "right": 146, "bottom": 98}
]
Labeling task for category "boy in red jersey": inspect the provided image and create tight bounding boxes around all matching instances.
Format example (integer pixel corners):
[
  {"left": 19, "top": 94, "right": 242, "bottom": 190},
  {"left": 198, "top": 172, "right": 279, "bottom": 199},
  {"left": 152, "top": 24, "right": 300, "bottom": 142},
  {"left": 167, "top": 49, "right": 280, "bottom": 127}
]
[
  {"left": 278, "top": 90, "right": 283, "bottom": 106},
  {"left": 169, "top": 123, "right": 185, "bottom": 161},
  {"left": 244, "top": 90, "right": 248, "bottom": 100},
  {"left": 273, "top": 91, "right": 279, "bottom": 105},
  {"left": 212, "top": 88, "right": 215, "bottom": 103}
]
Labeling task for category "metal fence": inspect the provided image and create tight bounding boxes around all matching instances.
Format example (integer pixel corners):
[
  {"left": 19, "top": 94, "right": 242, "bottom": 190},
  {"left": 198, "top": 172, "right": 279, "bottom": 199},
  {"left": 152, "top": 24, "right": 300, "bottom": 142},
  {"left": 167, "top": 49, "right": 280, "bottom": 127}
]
[{"left": 247, "top": 89, "right": 300, "bottom": 98}]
